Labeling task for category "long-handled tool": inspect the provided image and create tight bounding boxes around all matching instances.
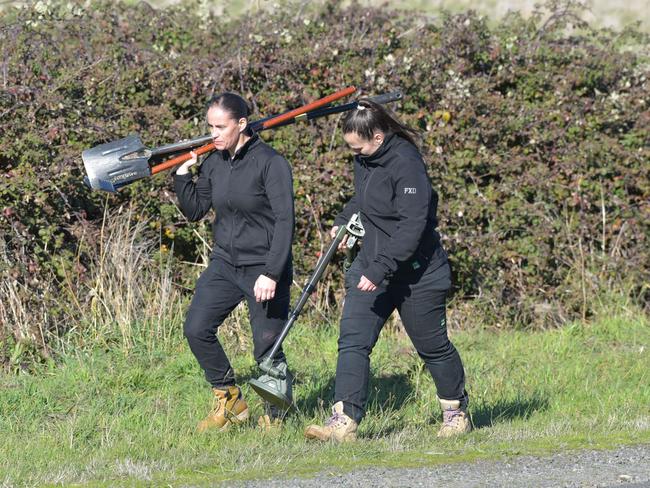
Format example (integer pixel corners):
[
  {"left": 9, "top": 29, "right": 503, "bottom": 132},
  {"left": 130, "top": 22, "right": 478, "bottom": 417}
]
[
  {"left": 146, "top": 90, "right": 402, "bottom": 177},
  {"left": 82, "top": 89, "right": 402, "bottom": 192},
  {"left": 249, "top": 213, "right": 365, "bottom": 410},
  {"left": 82, "top": 86, "right": 355, "bottom": 192},
  {"left": 255, "top": 90, "right": 403, "bottom": 131}
]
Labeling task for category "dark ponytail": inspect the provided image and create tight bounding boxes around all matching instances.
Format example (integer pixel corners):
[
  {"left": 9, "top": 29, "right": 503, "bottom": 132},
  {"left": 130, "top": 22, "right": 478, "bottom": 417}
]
[
  {"left": 341, "top": 98, "right": 419, "bottom": 147},
  {"left": 206, "top": 92, "right": 253, "bottom": 135}
]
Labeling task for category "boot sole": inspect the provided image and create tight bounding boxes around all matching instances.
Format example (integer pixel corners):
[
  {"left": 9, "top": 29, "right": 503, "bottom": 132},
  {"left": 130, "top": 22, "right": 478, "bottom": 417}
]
[
  {"left": 304, "top": 426, "right": 357, "bottom": 443},
  {"left": 304, "top": 426, "right": 331, "bottom": 441},
  {"left": 437, "top": 424, "right": 472, "bottom": 438}
]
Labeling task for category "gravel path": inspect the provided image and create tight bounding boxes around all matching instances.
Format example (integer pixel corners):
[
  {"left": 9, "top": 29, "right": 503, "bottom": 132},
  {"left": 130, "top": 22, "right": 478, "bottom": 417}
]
[{"left": 228, "top": 444, "right": 650, "bottom": 488}]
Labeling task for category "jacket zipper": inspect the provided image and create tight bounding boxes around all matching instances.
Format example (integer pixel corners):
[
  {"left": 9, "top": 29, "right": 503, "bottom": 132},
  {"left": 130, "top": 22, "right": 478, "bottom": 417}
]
[
  {"left": 361, "top": 161, "right": 375, "bottom": 218},
  {"left": 228, "top": 158, "right": 235, "bottom": 264}
]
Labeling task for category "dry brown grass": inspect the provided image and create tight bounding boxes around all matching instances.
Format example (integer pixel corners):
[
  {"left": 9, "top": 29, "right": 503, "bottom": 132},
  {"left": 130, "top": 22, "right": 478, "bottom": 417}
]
[
  {"left": 141, "top": 0, "right": 650, "bottom": 31},
  {"left": 2, "top": 1, "right": 645, "bottom": 31}
]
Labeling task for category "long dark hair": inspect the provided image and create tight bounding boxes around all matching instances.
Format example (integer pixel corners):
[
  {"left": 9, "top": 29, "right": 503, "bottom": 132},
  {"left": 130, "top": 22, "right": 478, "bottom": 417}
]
[
  {"left": 341, "top": 98, "right": 419, "bottom": 147},
  {"left": 206, "top": 92, "right": 253, "bottom": 135}
]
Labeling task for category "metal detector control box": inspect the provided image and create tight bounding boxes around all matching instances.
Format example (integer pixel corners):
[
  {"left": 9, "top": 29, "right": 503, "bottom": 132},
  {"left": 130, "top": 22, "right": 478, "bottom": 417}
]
[{"left": 345, "top": 213, "right": 365, "bottom": 248}]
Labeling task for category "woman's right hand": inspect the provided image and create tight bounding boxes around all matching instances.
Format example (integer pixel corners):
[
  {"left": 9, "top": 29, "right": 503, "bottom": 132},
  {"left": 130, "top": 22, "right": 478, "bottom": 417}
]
[
  {"left": 330, "top": 226, "right": 348, "bottom": 250},
  {"left": 175, "top": 150, "right": 198, "bottom": 175}
]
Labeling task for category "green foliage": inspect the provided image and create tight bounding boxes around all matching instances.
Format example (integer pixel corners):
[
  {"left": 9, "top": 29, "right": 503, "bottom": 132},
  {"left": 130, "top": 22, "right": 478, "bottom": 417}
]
[
  {"left": 1, "top": 0, "right": 649, "bottom": 361},
  {"left": 0, "top": 311, "right": 648, "bottom": 485}
]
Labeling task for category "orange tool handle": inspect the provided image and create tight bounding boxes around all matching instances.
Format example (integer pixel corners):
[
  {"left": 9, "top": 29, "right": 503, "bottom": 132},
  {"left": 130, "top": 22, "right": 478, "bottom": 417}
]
[
  {"left": 150, "top": 86, "right": 356, "bottom": 175},
  {"left": 258, "top": 86, "right": 356, "bottom": 129},
  {"left": 151, "top": 142, "right": 215, "bottom": 175}
]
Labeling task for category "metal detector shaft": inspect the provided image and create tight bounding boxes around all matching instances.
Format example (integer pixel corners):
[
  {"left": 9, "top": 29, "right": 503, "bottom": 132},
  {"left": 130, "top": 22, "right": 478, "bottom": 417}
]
[{"left": 259, "top": 223, "right": 350, "bottom": 377}]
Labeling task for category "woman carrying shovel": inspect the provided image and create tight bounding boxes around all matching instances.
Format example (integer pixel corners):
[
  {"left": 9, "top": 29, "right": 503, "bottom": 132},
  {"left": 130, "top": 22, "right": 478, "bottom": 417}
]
[
  {"left": 174, "top": 92, "right": 294, "bottom": 432},
  {"left": 305, "top": 99, "right": 471, "bottom": 442}
]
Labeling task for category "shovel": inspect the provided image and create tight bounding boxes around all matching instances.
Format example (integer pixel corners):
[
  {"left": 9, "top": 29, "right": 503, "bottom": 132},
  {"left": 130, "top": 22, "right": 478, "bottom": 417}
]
[
  {"left": 82, "top": 86, "right": 355, "bottom": 192},
  {"left": 82, "top": 88, "right": 403, "bottom": 192},
  {"left": 249, "top": 213, "right": 365, "bottom": 410}
]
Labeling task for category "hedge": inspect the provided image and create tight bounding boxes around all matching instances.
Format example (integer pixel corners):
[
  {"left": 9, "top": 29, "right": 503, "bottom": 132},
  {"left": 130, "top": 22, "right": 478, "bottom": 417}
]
[{"left": 1, "top": 0, "right": 648, "bottom": 362}]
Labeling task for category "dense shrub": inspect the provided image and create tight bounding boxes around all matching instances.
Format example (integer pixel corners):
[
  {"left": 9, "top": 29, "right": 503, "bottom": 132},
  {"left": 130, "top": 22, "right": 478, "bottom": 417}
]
[{"left": 1, "top": 0, "right": 648, "bottom": 362}]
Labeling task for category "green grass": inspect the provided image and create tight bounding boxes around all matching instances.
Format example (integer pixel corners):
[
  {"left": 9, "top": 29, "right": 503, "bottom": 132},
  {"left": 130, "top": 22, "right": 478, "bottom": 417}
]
[{"left": 1, "top": 311, "right": 649, "bottom": 487}]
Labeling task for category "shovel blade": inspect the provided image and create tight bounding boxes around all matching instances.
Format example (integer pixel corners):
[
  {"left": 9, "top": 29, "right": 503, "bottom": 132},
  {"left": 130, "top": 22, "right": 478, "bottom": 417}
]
[{"left": 82, "top": 134, "right": 152, "bottom": 192}]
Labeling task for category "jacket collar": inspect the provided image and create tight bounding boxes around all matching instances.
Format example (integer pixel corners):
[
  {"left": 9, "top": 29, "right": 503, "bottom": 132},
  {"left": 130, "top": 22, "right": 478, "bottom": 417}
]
[
  {"left": 357, "top": 132, "right": 396, "bottom": 166},
  {"left": 222, "top": 132, "right": 260, "bottom": 161}
]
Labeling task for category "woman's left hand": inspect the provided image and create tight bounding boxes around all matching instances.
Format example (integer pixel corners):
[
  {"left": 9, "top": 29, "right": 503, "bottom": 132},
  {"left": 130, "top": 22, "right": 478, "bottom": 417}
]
[
  {"left": 254, "top": 274, "right": 277, "bottom": 302},
  {"left": 357, "top": 275, "right": 377, "bottom": 292}
]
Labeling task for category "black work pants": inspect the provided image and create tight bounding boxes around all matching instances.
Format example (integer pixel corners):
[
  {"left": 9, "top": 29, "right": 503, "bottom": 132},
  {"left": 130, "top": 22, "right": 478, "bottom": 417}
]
[
  {"left": 183, "top": 258, "right": 291, "bottom": 388},
  {"left": 335, "top": 255, "right": 467, "bottom": 423}
]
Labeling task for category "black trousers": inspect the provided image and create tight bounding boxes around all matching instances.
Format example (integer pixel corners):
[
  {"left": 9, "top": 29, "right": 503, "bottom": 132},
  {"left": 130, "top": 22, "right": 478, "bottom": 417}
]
[
  {"left": 183, "top": 258, "right": 291, "bottom": 388},
  {"left": 335, "top": 255, "right": 468, "bottom": 423}
]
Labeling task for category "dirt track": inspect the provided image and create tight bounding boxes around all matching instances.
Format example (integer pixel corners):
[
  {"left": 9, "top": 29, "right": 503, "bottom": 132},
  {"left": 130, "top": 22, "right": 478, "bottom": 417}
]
[{"left": 228, "top": 444, "right": 650, "bottom": 488}]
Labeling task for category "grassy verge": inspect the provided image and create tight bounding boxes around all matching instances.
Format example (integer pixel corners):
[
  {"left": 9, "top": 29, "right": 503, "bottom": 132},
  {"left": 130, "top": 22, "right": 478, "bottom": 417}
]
[{"left": 1, "top": 310, "right": 648, "bottom": 487}]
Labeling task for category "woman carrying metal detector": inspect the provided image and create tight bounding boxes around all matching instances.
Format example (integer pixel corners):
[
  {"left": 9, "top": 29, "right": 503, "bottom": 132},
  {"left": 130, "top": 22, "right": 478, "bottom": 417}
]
[
  {"left": 174, "top": 92, "right": 295, "bottom": 432},
  {"left": 305, "top": 99, "right": 472, "bottom": 442}
]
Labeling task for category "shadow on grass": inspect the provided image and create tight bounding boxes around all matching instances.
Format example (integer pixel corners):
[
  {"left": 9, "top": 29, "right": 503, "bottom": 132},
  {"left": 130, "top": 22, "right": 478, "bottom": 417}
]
[
  {"left": 235, "top": 368, "right": 414, "bottom": 419},
  {"left": 470, "top": 394, "right": 550, "bottom": 429},
  {"left": 239, "top": 364, "right": 549, "bottom": 433},
  {"left": 236, "top": 364, "right": 338, "bottom": 416},
  {"left": 294, "top": 372, "right": 414, "bottom": 421},
  {"left": 366, "top": 373, "right": 415, "bottom": 411}
]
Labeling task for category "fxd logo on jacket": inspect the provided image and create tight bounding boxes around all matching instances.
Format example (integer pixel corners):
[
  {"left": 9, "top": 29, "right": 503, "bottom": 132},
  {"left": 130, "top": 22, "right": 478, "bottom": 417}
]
[{"left": 404, "top": 187, "right": 417, "bottom": 194}]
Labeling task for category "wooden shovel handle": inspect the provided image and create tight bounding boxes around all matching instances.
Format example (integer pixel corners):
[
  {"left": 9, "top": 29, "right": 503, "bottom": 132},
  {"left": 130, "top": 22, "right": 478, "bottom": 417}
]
[
  {"left": 151, "top": 142, "right": 215, "bottom": 175},
  {"left": 257, "top": 86, "right": 357, "bottom": 130},
  {"left": 150, "top": 86, "right": 356, "bottom": 176}
]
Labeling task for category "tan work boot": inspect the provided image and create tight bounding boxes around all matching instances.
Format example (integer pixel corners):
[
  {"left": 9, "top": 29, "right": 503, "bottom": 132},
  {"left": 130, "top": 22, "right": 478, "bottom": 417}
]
[
  {"left": 197, "top": 385, "right": 249, "bottom": 433},
  {"left": 304, "top": 401, "right": 358, "bottom": 442},
  {"left": 437, "top": 397, "right": 472, "bottom": 438}
]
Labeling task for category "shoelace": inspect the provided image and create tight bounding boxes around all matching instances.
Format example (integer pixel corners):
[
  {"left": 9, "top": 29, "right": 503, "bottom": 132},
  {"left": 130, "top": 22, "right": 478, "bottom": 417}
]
[
  {"left": 213, "top": 391, "right": 236, "bottom": 415},
  {"left": 325, "top": 412, "right": 347, "bottom": 428},
  {"left": 442, "top": 409, "right": 464, "bottom": 426}
]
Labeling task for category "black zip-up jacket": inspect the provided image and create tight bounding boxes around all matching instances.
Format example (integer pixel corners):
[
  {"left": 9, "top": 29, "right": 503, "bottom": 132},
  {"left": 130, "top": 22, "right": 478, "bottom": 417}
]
[
  {"left": 334, "top": 133, "right": 443, "bottom": 286},
  {"left": 174, "top": 134, "right": 294, "bottom": 280}
]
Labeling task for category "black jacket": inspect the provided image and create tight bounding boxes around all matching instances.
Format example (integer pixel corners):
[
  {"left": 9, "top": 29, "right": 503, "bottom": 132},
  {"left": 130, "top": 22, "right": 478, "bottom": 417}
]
[
  {"left": 174, "top": 134, "right": 294, "bottom": 279},
  {"left": 334, "top": 133, "right": 443, "bottom": 285}
]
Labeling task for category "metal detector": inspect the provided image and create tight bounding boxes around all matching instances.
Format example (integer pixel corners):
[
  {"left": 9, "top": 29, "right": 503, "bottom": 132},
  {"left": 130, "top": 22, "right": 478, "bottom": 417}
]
[{"left": 249, "top": 213, "right": 365, "bottom": 410}]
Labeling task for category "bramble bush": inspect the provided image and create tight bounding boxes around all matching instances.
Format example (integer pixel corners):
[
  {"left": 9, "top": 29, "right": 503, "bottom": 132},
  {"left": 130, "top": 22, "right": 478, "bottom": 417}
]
[{"left": 1, "top": 0, "right": 648, "bottom": 365}]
